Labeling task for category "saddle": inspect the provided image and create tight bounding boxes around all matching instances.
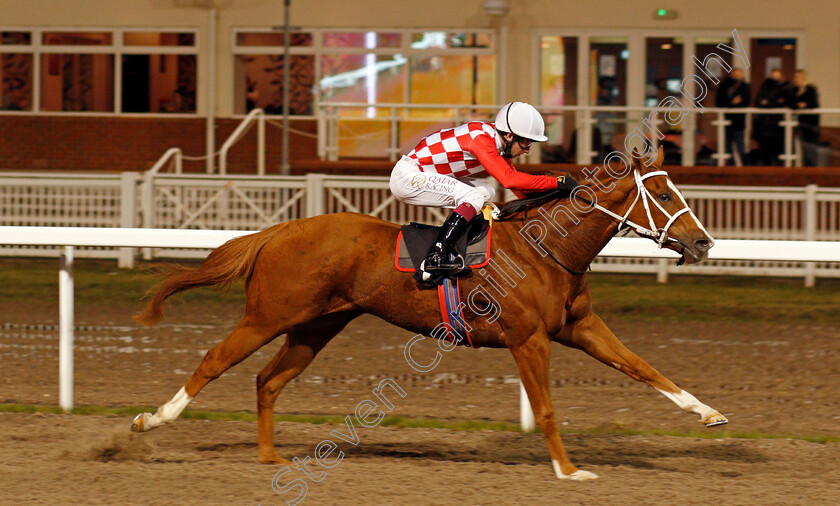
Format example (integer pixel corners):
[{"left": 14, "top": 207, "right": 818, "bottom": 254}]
[{"left": 394, "top": 213, "right": 492, "bottom": 284}]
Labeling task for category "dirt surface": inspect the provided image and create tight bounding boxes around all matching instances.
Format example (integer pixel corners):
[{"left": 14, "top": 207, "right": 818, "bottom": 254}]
[{"left": 2, "top": 300, "right": 840, "bottom": 504}]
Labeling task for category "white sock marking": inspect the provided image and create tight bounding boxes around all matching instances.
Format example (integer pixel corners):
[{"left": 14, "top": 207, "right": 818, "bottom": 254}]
[
  {"left": 552, "top": 460, "right": 598, "bottom": 480},
  {"left": 148, "top": 387, "right": 193, "bottom": 428},
  {"left": 656, "top": 388, "right": 716, "bottom": 419}
]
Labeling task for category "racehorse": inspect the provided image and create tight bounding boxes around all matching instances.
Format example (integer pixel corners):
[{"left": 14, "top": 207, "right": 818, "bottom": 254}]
[{"left": 132, "top": 146, "right": 727, "bottom": 481}]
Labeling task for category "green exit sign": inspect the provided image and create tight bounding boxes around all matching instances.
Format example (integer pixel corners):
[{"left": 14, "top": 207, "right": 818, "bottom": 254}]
[{"left": 654, "top": 9, "right": 678, "bottom": 19}]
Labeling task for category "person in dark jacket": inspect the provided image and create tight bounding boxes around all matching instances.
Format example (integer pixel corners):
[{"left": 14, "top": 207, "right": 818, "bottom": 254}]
[
  {"left": 790, "top": 70, "right": 821, "bottom": 166},
  {"left": 716, "top": 68, "right": 750, "bottom": 165},
  {"left": 753, "top": 69, "right": 788, "bottom": 166}
]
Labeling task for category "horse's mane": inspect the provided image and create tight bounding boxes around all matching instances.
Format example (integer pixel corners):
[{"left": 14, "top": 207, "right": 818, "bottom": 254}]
[{"left": 495, "top": 188, "right": 573, "bottom": 221}]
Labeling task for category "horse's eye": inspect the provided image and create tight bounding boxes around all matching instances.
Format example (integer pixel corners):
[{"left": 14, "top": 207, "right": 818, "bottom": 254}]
[{"left": 659, "top": 192, "right": 672, "bottom": 202}]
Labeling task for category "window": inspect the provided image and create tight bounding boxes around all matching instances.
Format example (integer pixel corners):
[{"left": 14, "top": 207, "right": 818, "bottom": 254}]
[
  {"left": 0, "top": 28, "right": 198, "bottom": 114},
  {"left": 646, "top": 37, "right": 685, "bottom": 107},
  {"left": 233, "top": 28, "right": 496, "bottom": 157},
  {"left": 41, "top": 53, "right": 114, "bottom": 112},
  {"left": 589, "top": 37, "right": 629, "bottom": 163},
  {"left": 537, "top": 30, "right": 803, "bottom": 166},
  {"left": 232, "top": 28, "right": 496, "bottom": 117},
  {"left": 121, "top": 31, "right": 197, "bottom": 113},
  {"left": 1, "top": 31, "right": 33, "bottom": 111},
  {"left": 539, "top": 36, "right": 578, "bottom": 162},
  {"left": 234, "top": 32, "right": 315, "bottom": 116}
]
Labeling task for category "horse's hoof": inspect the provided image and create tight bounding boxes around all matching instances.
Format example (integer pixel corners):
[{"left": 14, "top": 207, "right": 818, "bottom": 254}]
[
  {"left": 703, "top": 412, "right": 729, "bottom": 427},
  {"left": 131, "top": 412, "right": 152, "bottom": 432},
  {"left": 553, "top": 461, "right": 599, "bottom": 481},
  {"left": 259, "top": 452, "right": 293, "bottom": 466},
  {"left": 560, "top": 469, "right": 599, "bottom": 481}
]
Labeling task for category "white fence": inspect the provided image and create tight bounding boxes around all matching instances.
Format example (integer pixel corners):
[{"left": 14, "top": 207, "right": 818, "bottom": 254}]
[
  {"left": 2, "top": 171, "right": 840, "bottom": 284},
  {"left": 2, "top": 226, "right": 838, "bottom": 429}
]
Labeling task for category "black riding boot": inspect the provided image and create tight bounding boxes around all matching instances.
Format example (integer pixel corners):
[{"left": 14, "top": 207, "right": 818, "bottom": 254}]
[{"left": 422, "top": 211, "right": 471, "bottom": 275}]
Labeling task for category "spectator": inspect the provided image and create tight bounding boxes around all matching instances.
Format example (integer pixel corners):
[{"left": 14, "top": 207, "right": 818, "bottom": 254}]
[
  {"left": 246, "top": 77, "right": 259, "bottom": 112},
  {"left": 1, "top": 88, "right": 26, "bottom": 111},
  {"left": 716, "top": 68, "right": 750, "bottom": 165},
  {"left": 753, "top": 69, "right": 788, "bottom": 166},
  {"left": 789, "top": 69, "right": 820, "bottom": 166}
]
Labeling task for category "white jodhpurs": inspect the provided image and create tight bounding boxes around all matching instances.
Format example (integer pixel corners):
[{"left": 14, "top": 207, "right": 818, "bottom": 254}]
[{"left": 389, "top": 156, "right": 496, "bottom": 211}]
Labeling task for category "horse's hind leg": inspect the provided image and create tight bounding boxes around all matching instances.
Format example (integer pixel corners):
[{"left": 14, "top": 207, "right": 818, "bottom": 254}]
[
  {"left": 131, "top": 317, "right": 286, "bottom": 432},
  {"left": 564, "top": 313, "right": 728, "bottom": 427},
  {"left": 256, "top": 312, "right": 358, "bottom": 464}
]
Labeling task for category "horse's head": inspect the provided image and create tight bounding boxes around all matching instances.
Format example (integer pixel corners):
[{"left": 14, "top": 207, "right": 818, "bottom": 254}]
[{"left": 619, "top": 146, "right": 714, "bottom": 265}]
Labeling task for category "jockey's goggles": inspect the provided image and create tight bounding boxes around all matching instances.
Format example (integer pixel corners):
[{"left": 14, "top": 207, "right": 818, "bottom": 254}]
[{"left": 515, "top": 136, "right": 533, "bottom": 149}]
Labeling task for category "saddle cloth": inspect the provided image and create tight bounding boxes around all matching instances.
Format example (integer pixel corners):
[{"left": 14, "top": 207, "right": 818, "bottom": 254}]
[{"left": 394, "top": 213, "right": 492, "bottom": 274}]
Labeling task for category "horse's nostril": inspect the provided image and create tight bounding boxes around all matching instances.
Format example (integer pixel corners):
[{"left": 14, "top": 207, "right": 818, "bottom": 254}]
[{"left": 695, "top": 238, "right": 712, "bottom": 251}]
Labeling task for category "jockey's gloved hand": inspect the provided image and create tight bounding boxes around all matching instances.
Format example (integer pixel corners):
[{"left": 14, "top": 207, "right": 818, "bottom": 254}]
[{"left": 555, "top": 173, "right": 578, "bottom": 191}]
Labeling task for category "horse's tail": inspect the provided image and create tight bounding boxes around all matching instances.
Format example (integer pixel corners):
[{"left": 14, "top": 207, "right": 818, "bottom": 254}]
[{"left": 134, "top": 224, "right": 283, "bottom": 326}]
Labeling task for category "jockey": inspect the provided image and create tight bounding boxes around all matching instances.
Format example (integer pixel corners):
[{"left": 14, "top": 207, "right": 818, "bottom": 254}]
[{"left": 389, "top": 101, "right": 576, "bottom": 276}]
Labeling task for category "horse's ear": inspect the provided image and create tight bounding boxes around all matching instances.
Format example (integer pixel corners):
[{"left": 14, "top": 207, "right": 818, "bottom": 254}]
[
  {"left": 630, "top": 147, "right": 642, "bottom": 169},
  {"left": 654, "top": 145, "right": 665, "bottom": 167}
]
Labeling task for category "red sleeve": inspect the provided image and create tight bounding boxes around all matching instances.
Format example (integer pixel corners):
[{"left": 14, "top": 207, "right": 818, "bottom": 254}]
[{"left": 470, "top": 134, "right": 557, "bottom": 193}]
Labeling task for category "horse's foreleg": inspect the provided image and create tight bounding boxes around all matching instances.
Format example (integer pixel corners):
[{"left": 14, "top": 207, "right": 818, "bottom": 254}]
[
  {"left": 566, "top": 313, "right": 727, "bottom": 427},
  {"left": 256, "top": 313, "right": 356, "bottom": 464},
  {"left": 132, "top": 319, "right": 282, "bottom": 433},
  {"left": 510, "top": 330, "right": 598, "bottom": 481}
]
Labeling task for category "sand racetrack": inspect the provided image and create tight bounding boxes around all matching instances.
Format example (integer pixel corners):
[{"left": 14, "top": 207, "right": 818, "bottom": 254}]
[{"left": 2, "top": 299, "right": 839, "bottom": 504}]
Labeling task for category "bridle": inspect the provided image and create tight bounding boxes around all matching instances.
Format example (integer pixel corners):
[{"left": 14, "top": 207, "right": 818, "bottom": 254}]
[
  {"left": 498, "top": 167, "right": 710, "bottom": 272},
  {"left": 590, "top": 169, "right": 706, "bottom": 248}
]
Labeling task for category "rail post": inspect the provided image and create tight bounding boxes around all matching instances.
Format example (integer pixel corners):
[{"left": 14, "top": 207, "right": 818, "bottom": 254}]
[
  {"left": 119, "top": 172, "right": 139, "bottom": 268},
  {"left": 327, "top": 106, "right": 339, "bottom": 161},
  {"left": 59, "top": 246, "right": 74, "bottom": 412},
  {"left": 306, "top": 173, "right": 326, "bottom": 217},
  {"left": 388, "top": 106, "right": 400, "bottom": 162},
  {"left": 805, "top": 184, "right": 818, "bottom": 287},
  {"left": 258, "top": 110, "right": 266, "bottom": 175},
  {"left": 681, "top": 111, "right": 696, "bottom": 166},
  {"left": 141, "top": 172, "right": 155, "bottom": 260},
  {"left": 317, "top": 106, "right": 326, "bottom": 160},
  {"left": 781, "top": 110, "right": 797, "bottom": 168},
  {"left": 711, "top": 110, "right": 729, "bottom": 166}
]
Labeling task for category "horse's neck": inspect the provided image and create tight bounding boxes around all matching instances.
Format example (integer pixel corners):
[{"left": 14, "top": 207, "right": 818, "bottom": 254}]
[{"left": 532, "top": 175, "right": 637, "bottom": 273}]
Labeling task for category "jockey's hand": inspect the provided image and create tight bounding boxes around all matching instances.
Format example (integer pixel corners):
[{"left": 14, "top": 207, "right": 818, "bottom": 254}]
[{"left": 555, "top": 174, "right": 578, "bottom": 191}]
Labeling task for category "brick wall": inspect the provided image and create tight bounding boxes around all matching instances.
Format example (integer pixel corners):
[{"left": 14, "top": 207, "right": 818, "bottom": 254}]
[{"left": 0, "top": 115, "right": 317, "bottom": 173}]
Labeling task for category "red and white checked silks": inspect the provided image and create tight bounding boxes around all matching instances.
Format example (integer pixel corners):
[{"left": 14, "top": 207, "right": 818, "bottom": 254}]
[{"left": 390, "top": 121, "right": 557, "bottom": 210}]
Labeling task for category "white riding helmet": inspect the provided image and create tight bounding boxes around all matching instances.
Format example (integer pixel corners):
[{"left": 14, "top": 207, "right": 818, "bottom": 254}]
[{"left": 494, "top": 102, "right": 548, "bottom": 142}]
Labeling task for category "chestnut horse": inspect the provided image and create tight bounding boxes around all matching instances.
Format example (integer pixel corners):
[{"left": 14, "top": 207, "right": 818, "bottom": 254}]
[{"left": 132, "top": 147, "right": 727, "bottom": 480}]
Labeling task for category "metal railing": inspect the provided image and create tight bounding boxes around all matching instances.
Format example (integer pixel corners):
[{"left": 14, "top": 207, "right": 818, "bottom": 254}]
[
  {"left": 315, "top": 102, "right": 840, "bottom": 168},
  {"left": 219, "top": 107, "right": 266, "bottom": 175},
  {"left": 145, "top": 108, "right": 267, "bottom": 178}
]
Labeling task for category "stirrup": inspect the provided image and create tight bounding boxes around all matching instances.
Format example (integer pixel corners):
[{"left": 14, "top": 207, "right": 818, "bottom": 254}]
[{"left": 421, "top": 253, "right": 466, "bottom": 274}]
